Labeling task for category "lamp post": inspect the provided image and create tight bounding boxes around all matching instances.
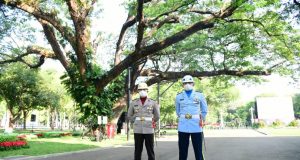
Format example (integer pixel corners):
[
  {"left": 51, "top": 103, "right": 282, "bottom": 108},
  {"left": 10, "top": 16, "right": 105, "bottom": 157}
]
[
  {"left": 249, "top": 106, "right": 254, "bottom": 126},
  {"left": 126, "top": 67, "right": 131, "bottom": 141},
  {"left": 157, "top": 81, "right": 160, "bottom": 138}
]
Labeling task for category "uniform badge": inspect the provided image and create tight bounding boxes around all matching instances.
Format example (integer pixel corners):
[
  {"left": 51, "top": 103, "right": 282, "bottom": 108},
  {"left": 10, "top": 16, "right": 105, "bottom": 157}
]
[{"left": 147, "top": 106, "right": 153, "bottom": 113}]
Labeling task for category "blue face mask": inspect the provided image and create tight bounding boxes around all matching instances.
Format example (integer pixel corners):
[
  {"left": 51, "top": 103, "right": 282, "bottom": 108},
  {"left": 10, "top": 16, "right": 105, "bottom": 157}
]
[{"left": 184, "top": 84, "right": 193, "bottom": 91}]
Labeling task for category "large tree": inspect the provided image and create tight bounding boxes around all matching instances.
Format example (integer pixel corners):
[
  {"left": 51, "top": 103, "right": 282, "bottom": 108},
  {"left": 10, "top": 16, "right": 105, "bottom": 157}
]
[{"left": 0, "top": 0, "right": 299, "bottom": 121}]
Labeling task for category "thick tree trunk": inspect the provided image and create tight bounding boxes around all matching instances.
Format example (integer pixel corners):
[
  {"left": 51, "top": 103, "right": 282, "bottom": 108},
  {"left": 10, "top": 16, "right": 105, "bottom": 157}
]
[
  {"left": 9, "top": 117, "right": 14, "bottom": 128},
  {"left": 23, "top": 111, "right": 27, "bottom": 130},
  {"left": 111, "top": 96, "right": 127, "bottom": 125},
  {"left": 50, "top": 108, "right": 56, "bottom": 130}
]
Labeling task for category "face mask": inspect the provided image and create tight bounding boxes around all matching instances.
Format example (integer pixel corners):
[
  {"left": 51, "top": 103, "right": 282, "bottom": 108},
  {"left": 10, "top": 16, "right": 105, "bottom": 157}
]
[
  {"left": 139, "top": 90, "right": 148, "bottom": 98},
  {"left": 184, "top": 84, "right": 193, "bottom": 91}
]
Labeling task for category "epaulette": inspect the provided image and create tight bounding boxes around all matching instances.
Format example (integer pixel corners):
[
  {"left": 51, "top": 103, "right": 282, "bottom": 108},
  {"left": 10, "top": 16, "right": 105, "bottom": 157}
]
[
  {"left": 148, "top": 98, "right": 156, "bottom": 101},
  {"left": 132, "top": 98, "right": 139, "bottom": 101},
  {"left": 177, "top": 91, "right": 183, "bottom": 95}
]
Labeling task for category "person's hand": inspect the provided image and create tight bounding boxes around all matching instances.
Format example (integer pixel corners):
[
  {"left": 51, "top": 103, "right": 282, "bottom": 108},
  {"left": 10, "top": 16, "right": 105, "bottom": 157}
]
[
  {"left": 199, "top": 115, "right": 205, "bottom": 127},
  {"left": 152, "top": 119, "right": 156, "bottom": 128},
  {"left": 199, "top": 119, "right": 205, "bottom": 127}
]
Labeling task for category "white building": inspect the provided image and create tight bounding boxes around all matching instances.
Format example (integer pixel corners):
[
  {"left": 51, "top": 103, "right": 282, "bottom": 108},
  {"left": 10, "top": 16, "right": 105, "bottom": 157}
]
[{"left": 256, "top": 96, "right": 295, "bottom": 125}]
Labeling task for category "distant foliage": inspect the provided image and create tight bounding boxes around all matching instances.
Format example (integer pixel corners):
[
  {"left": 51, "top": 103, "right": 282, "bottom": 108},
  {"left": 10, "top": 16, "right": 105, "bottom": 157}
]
[
  {"left": 252, "top": 120, "right": 266, "bottom": 129},
  {"left": 288, "top": 120, "right": 299, "bottom": 127},
  {"left": 272, "top": 119, "right": 284, "bottom": 128}
]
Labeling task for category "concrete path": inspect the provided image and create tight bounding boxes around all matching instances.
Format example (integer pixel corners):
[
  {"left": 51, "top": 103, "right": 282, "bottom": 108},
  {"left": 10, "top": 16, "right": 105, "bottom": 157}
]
[{"left": 3, "top": 129, "right": 300, "bottom": 160}]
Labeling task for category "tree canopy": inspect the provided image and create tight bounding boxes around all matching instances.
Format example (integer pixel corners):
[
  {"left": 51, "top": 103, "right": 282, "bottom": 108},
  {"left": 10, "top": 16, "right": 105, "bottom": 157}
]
[{"left": 0, "top": 0, "right": 299, "bottom": 119}]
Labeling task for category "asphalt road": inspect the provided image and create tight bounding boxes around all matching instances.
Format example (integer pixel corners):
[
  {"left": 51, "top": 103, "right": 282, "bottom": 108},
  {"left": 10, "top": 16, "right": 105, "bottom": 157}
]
[
  {"left": 12, "top": 136, "right": 300, "bottom": 160},
  {"left": 2, "top": 130, "right": 300, "bottom": 160}
]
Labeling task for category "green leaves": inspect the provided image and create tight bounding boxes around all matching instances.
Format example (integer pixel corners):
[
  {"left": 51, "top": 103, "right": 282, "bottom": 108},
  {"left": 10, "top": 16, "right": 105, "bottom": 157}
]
[
  {"left": 61, "top": 64, "right": 125, "bottom": 123},
  {"left": 0, "top": 63, "right": 60, "bottom": 125}
]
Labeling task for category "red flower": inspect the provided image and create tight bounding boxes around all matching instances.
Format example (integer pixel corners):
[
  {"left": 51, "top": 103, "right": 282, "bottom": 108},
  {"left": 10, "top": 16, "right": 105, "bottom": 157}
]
[
  {"left": 0, "top": 140, "right": 27, "bottom": 149},
  {"left": 35, "top": 133, "right": 43, "bottom": 138}
]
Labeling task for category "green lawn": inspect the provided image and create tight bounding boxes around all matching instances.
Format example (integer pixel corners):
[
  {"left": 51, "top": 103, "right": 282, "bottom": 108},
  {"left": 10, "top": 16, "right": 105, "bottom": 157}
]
[
  {"left": 257, "top": 128, "right": 300, "bottom": 136},
  {"left": 0, "top": 135, "right": 133, "bottom": 158}
]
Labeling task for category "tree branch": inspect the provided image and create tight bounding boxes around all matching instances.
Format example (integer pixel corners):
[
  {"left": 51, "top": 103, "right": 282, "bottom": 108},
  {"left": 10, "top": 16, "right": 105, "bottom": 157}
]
[
  {"left": 39, "top": 20, "right": 70, "bottom": 70},
  {"left": 141, "top": 69, "right": 270, "bottom": 85},
  {"left": 115, "top": 15, "right": 136, "bottom": 65},
  {"left": 83, "top": 0, "right": 97, "bottom": 17},
  {"left": 150, "top": 1, "right": 194, "bottom": 22},
  {"left": 66, "top": 0, "right": 90, "bottom": 78},
  {"left": 95, "top": 1, "right": 244, "bottom": 93},
  {"left": 267, "top": 61, "right": 288, "bottom": 71},
  {"left": 294, "top": 0, "right": 300, "bottom": 7},
  {"left": 145, "top": 15, "right": 179, "bottom": 39},
  {"left": 21, "top": 55, "right": 45, "bottom": 68},
  {"left": 0, "top": 0, "right": 76, "bottom": 48},
  {"left": 92, "top": 33, "right": 102, "bottom": 54},
  {"left": 189, "top": 9, "right": 217, "bottom": 17},
  {"left": 0, "top": 46, "right": 55, "bottom": 67},
  {"left": 209, "top": 52, "right": 216, "bottom": 70},
  {"left": 135, "top": 0, "right": 145, "bottom": 51},
  {"left": 225, "top": 18, "right": 282, "bottom": 37}
]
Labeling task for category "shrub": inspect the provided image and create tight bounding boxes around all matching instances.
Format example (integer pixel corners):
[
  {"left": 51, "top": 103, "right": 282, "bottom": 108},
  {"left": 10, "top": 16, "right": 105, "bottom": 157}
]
[
  {"left": 35, "top": 133, "right": 44, "bottom": 138},
  {"left": 0, "top": 134, "right": 18, "bottom": 143},
  {"left": 17, "top": 134, "right": 27, "bottom": 140},
  {"left": 252, "top": 120, "right": 266, "bottom": 129},
  {"left": 43, "top": 132, "right": 61, "bottom": 138},
  {"left": 72, "top": 132, "right": 82, "bottom": 137},
  {"left": 60, "top": 132, "right": 72, "bottom": 137},
  {"left": 288, "top": 120, "right": 299, "bottom": 127},
  {"left": 272, "top": 119, "right": 283, "bottom": 127},
  {"left": 34, "top": 132, "right": 72, "bottom": 138}
]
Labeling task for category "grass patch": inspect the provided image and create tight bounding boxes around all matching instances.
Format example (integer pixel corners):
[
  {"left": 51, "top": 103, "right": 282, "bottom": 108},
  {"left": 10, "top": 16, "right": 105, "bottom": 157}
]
[
  {"left": 258, "top": 128, "right": 300, "bottom": 136},
  {"left": 0, "top": 135, "right": 133, "bottom": 158},
  {"left": 160, "top": 129, "right": 178, "bottom": 135}
]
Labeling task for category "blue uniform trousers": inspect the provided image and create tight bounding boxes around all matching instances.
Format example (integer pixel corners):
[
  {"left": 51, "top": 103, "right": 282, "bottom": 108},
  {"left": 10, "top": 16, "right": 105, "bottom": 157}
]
[{"left": 178, "top": 131, "right": 204, "bottom": 160}]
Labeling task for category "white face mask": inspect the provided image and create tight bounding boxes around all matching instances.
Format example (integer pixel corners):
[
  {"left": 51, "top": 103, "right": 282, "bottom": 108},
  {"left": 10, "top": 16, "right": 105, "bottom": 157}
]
[
  {"left": 184, "top": 84, "right": 194, "bottom": 91},
  {"left": 139, "top": 90, "right": 148, "bottom": 98}
]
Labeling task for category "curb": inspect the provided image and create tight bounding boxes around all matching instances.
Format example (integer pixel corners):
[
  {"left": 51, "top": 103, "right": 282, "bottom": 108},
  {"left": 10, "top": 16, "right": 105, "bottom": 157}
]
[
  {"left": 255, "top": 129, "right": 268, "bottom": 135},
  {"left": 1, "top": 142, "right": 134, "bottom": 160}
]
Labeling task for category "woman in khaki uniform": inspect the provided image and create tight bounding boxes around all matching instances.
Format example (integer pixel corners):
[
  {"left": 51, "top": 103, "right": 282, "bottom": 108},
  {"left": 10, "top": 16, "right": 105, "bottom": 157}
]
[{"left": 127, "top": 82, "right": 160, "bottom": 160}]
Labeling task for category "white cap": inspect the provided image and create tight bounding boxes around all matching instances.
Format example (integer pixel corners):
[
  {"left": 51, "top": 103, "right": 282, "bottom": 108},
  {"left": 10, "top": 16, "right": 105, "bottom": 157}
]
[{"left": 182, "top": 75, "right": 194, "bottom": 83}]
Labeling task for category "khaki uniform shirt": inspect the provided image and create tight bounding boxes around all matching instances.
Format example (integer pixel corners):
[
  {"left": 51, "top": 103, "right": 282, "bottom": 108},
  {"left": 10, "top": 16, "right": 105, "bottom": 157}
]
[{"left": 127, "top": 98, "right": 160, "bottom": 134}]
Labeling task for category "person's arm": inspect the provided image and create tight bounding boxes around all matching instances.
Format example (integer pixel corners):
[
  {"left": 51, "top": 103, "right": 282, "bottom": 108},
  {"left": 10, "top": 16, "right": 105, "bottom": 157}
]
[
  {"left": 200, "top": 93, "right": 208, "bottom": 121},
  {"left": 127, "top": 103, "right": 135, "bottom": 123},
  {"left": 153, "top": 102, "right": 160, "bottom": 122},
  {"left": 175, "top": 95, "right": 180, "bottom": 117}
]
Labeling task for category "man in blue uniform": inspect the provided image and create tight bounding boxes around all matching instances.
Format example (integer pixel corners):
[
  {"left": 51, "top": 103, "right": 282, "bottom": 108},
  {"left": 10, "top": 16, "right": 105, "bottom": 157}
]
[{"left": 175, "top": 75, "right": 208, "bottom": 160}]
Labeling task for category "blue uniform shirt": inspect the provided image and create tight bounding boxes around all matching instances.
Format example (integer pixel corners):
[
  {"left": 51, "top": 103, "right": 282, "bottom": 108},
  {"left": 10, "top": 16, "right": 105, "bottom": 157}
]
[{"left": 175, "top": 90, "right": 208, "bottom": 133}]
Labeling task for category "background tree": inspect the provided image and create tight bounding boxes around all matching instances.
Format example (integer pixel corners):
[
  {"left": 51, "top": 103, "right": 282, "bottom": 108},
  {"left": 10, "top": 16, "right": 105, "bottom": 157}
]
[
  {"left": 0, "top": 63, "right": 49, "bottom": 129},
  {"left": 293, "top": 94, "right": 300, "bottom": 118}
]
